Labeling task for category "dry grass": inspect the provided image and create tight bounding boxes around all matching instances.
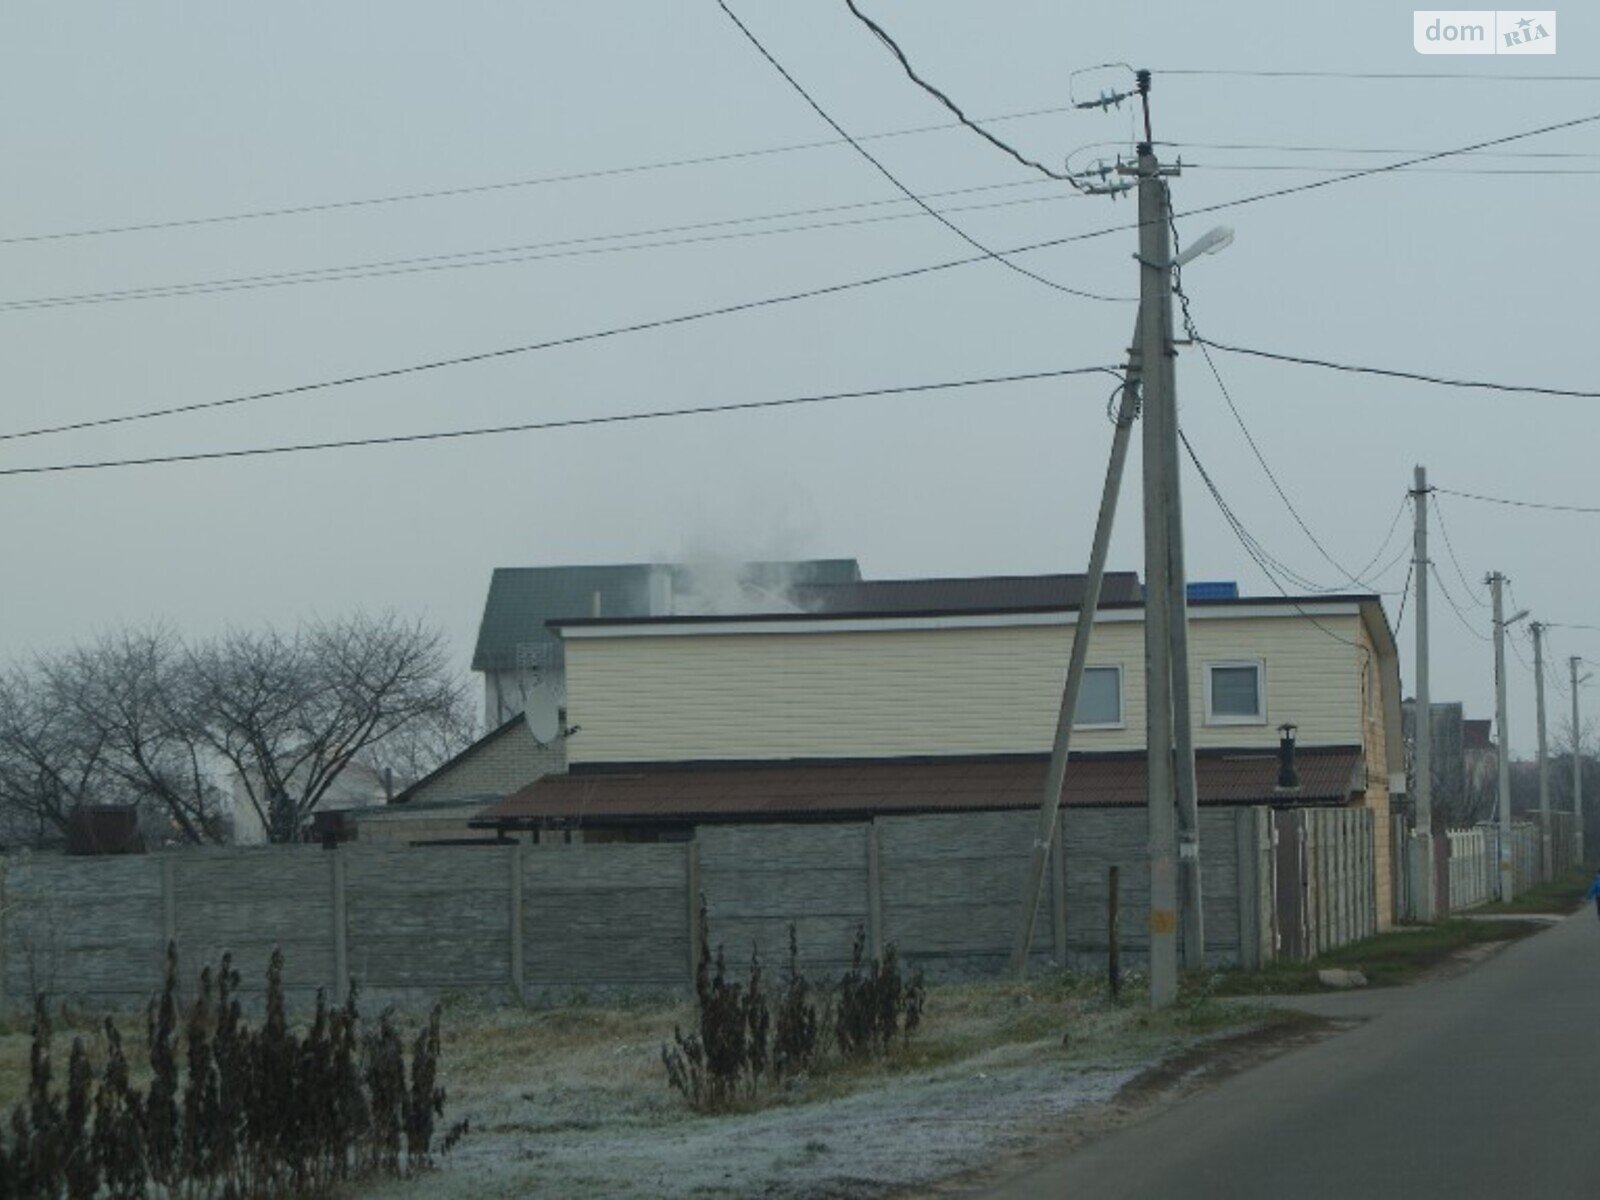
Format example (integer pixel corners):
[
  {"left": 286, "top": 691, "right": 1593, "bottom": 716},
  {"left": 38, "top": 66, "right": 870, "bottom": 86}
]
[
  {"left": 0, "top": 977, "right": 1276, "bottom": 1124},
  {"left": 0, "top": 978, "right": 1293, "bottom": 1198}
]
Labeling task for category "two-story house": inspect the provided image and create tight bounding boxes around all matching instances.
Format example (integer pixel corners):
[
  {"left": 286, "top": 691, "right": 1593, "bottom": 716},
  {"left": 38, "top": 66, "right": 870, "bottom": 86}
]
[{"left": 476, "top": 590, "right": 1404, "bottom": 921}]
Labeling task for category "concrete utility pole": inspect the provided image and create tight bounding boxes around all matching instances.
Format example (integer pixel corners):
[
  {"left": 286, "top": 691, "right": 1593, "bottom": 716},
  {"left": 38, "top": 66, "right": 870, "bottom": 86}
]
[
  {"left": 1571, "top": 656, "right": 1586, "bottom": 866},
  {"left": 1488, "top": 572, "right": 1517, "bottom": 901},
  {"left": 1412, "top": 465, "right": 1435, "bottom": 920},
  {"left": 1532, "top": 621, "right": 1552, "bottom": 878},
  {"left": 1164, "top": 345, "right": 1203, "bottom": 972},
  {"left": 1008, "top": 315, "right": 1143, "bottom": 979},
  {"left": 1133, "top": 77, "right": 1186, "bottom": 1005}
]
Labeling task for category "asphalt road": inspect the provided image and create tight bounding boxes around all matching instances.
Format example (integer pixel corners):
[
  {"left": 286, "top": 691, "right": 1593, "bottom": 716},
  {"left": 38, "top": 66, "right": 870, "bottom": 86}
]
[{"left": 979, "top": 911, "right": 1600, "bottom": 1199}]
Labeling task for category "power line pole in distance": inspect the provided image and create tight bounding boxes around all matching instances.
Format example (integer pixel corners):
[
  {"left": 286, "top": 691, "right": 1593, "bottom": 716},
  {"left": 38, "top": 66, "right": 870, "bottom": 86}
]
[
  {"left": 1532, "top": 620, "right": 1551, "bottom": 878},
  {"left": 1571, "top": 655, "right": 1588, "bottom": 866},
  {"left": 1411, "top": 466, "right": 1435, "bottom": 920},
  {"left": 1488, "top": 572, "right": 1517, "bottom": 901}
]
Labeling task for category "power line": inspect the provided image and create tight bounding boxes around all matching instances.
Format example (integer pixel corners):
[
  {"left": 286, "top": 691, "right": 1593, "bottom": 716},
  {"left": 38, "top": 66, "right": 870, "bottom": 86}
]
[
  {"left": 0, "top": 103, "right": 1089, "bottom": 248},
  {"left": 1186, "top": 161, "right": 1600, "bottom": 177},
  {"left": 10, "top": 106, "right": 1594, "bottom": 444},
  {"left": 843, "top": 1, "right": 1074, "bottom": 182},
  {"left": 715, "top": 0, "right": 1125, "bottom": 301},
  {"left": 0, "top": 365, "right": 1116, "bottom": 478},
  {"left": 1171, "top": 227, "right": 1395, "bottom": 593},
  {"left": 1158, "top": 68, "right": 1600, "bottom": 81},
  {"left": 1353, "top": 495, "right": 1415, "bottom": 584},
  {"left": 0, "top": 181, "right": 1090, "bottom": 316},
  {"left": 1198, "top": 338, "right": 1600, "bottom": 399},
  {"left": 1395, "top": 560, "right": 1415, "bottom": 638},
  {"left": 1431, "top": 494, "right": 1490, "bottom": 607},
  {"left": 1178, "top": 427, "right": 1370, "bottom": 652},
  {"left": 0, "top": 233, "right": 1125, "bottom": 444},
  {"left": 1166, "top": 139, "right": 1600, "bottom": 162},
  {"left": 1170, "top": 110, "right": 1600, "bottom": 222},
  {"left": 1431, "top": 563, "right": 1493, "bottom": 643},
  {"left": 1435, "top": 487, "right": 1600, "bottom": 515}
]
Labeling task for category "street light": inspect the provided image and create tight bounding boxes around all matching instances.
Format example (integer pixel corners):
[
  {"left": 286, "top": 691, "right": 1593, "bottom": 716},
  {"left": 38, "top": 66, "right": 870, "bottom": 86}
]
[{"left": 1172, "top": 225, "right": 1235, "bottom": 268}]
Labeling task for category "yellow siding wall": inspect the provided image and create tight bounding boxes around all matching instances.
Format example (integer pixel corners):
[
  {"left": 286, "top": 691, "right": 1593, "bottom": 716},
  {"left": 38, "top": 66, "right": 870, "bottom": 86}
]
[{"left": 565, "top": 611, "right": 1367, "bottom": 766}]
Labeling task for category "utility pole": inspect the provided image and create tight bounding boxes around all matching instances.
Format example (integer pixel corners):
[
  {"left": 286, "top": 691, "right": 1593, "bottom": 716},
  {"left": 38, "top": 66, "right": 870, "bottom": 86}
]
[
  {"left": 1012, "top": 71, "right": 1208, "bottom": 988},
  {"left": 1163, "top": 297, "right": 1203, "bottom": 970},
  {"left": 1489, "top": 572, "right": 1516, "bottom": 901},
  {"left": 1411, "top": 465, "right": 1435, "bottom": 920},
  {"left": 1572, "top": 655, "right": 1586, "bottom": 866},
  {"left": 1532, "top": 621, "right": 1551, "bottom": 879},
  {"left": 1008, "top": 315, "right": 1142, "bottom": 978},
  {"left": 1133, "top": 70, "right": 1185, "bottom": 1006}
]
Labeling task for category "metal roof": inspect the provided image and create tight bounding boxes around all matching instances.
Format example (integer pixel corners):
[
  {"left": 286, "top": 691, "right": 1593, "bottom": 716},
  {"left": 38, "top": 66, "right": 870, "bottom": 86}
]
[
  {"left": 474, "top": 747, "right": 1364, "bottom": 827},
  {"left": 791, "top": 572, "right": 1143, "bottom": 615}
]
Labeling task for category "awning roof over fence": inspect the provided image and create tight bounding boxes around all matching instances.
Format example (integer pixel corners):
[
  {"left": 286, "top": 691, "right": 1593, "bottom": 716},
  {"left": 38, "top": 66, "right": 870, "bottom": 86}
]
[{"left": 473, "top": 746, "right": 1365, "bottom": 828}]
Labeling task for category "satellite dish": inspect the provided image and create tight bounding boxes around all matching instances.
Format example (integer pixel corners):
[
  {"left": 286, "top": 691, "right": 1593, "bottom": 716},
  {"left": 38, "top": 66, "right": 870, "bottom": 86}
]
[{"left": 523, "top": 685, "right": 561, "bottom": 744}]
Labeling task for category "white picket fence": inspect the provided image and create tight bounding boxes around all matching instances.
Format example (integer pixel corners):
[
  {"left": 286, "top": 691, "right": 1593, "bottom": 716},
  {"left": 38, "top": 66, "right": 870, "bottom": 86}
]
[{"left": 1447, "top": 827, "right": 1495, "bottom": 910}]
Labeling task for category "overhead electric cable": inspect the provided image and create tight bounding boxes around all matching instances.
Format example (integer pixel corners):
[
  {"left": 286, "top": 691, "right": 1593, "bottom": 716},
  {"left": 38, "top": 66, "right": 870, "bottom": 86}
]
[
  {"left": 8, "top": 107, "right": 1595, "bottom": 443},
  {"left": 0, "top": 366, "right": 1117, "bottom": 478},
  {"left": 0, "top": 180, "right": 1089, "bottom": 315},
  {"left": 1431, "top": 495, "right": 1490, "bottom": 607},
  {"left": 1172, "top": 225, "right": 1392, "bottom": 593},
  {"left": 714, "top": 0, "right": 1126, "bottom": 301},
  {"left": 843, "top": 1, "right": 1075, "bottom": 181},
  {"left": 1434, "top": 487, "right": 1600, "bottom": 515},
  {"left": 1178, "top": 428, "right": 1371, "bottom": 652},
  {"left": 0, "top": 103, "right": 1088, "bottom": 248},
  {"left": 1431, "top": 563, "right": 1493, "bottom": 642},
  {"left": 1158, "top": 67, "right": 1600, "bottom": 81},
  {"left": 1198, "top": 338, "right": 1600, "bottom": 399}
]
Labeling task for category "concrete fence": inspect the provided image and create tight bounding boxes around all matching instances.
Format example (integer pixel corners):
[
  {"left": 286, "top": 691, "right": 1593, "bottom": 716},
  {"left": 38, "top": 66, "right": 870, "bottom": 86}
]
[{"left": 0, "top": 804, "right": 1381, "bottom": 1011}]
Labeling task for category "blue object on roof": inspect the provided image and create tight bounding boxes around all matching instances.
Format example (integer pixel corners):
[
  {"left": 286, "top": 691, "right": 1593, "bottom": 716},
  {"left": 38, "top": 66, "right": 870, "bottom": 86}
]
[{"left": 1187, "top": 581, "right": 1240, "bottom": 601}]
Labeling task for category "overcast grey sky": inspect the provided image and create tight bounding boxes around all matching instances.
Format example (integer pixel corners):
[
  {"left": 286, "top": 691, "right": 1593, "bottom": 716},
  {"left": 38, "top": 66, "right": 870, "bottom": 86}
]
[{"left": 0, "top": 2, "right": 1594, "bottom": 756}]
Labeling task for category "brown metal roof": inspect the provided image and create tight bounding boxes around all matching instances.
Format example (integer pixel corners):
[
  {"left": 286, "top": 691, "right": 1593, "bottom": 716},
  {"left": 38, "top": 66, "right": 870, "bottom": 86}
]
[{"left": 474, "top": 747, "right": 1364, "bottom": 827}]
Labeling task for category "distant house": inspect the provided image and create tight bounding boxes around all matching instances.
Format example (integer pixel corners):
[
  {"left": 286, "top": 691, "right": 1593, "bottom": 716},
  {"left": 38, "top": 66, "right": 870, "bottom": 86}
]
[
  {"left": 378, "top": 562, "right": 1144, "bottom": 842},
  {"left": 473, "top": 560, "right": 865, "bottom": 730},
  {"left": 1402, "top": 701, "right": 1497, "bottom": 826},
  {"left": 230, "top": 760, "right": 402, "bottom": 845},
  {"left": 476, "top": 591, "right": 1404, "bottom": 925}
]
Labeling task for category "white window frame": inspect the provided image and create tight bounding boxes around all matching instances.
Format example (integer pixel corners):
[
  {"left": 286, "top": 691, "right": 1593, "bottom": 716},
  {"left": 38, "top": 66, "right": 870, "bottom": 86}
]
[
  {"left": 1204, "top": 659, "right": 1267, "bottom": 726},
  {"left": 1072, "top": 664, "right": 1125, "bottom": 731}
]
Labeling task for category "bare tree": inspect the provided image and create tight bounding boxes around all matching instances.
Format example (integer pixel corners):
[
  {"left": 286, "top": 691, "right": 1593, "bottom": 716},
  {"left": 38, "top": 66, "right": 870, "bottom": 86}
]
[
  {"left": 0, "top": 668, "right": 110, "bottom": 847},
  {"left": 353, "top": 688, "right": 479, "bottom": 797},
  {"left": 189, "top": 612, "right": 465, "bottom": 841},
  {"left": 0, "top": 613, "right": 466, "bottom": 847},
  {"left": 39, "top": 628, "right": 229, "bottom": 845}
]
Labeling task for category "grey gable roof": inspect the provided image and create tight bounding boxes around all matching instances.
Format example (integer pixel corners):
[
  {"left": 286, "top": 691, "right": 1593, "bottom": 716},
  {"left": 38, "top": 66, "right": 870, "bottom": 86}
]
[{"left": 471, "top": 560, "right": 863, "bottom": 670}]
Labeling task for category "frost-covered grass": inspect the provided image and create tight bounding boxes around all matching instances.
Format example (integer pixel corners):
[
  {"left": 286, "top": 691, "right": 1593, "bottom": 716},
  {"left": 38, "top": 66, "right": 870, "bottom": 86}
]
[
  {"left": 0, "top": 978, "right": 1286, "bottom": 1199},
  {"left": 360, "top": 976, "right": 1284, "bottom": 1200}
]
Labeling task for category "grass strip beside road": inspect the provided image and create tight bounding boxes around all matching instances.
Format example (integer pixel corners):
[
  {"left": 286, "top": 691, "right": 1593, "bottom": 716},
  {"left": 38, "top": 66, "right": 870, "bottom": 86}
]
[
  {"left": 1199, "top": 917, "right": 1549, "bottom": 996},
  {"left": 1475, "top": 865, "right": 1592, "bottom": 915}
]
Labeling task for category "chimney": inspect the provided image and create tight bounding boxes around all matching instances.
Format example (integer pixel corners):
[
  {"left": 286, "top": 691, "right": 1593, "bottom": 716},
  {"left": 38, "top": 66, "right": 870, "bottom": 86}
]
[
  {"left": 1276, "top": 723, "right": 1301, "bottom": 793},
  {"left": 648, "top": 567, "right": 674, "bottom": 616}
]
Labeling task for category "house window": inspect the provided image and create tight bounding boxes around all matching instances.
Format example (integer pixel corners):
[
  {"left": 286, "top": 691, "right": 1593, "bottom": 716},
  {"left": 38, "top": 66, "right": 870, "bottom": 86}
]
[
  {"left": 1205, "top": 661, "right": 1266, "bottom": 725},
  {"left": 1073, "top": 666, "right": 1124, "bottom": 729}
]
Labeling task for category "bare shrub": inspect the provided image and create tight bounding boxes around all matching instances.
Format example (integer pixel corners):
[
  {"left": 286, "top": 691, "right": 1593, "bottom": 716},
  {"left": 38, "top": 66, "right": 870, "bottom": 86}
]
[
  {"left": 664, "top": 909, "right": 926, "bottom": 1113},
  {"left": 0, "top": 943, "right": 455, "bottom": 1197}
]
